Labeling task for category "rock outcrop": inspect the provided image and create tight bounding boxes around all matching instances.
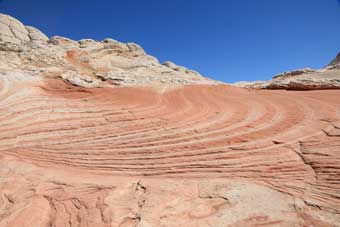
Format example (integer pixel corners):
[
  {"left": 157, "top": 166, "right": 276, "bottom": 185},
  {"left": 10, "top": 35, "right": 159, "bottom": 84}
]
[
  {"left": 327, "top": 52, "right": 340, "bottom": 68},
  {"left": 0, "top": 13, "right": 215, "bottom": 91},
  {"left": 0, "top": 13, "right": 340, "bottom": 227},
  {"left": 234, "top": 53, "right": 340, "bottom": 90},
  {"left": 272, "top": 68, "right": 316, "bottom": 79}
]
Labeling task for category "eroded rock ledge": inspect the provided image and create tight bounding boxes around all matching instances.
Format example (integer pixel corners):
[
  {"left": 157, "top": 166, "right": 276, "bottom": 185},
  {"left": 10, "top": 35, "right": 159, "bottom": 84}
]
[{"left": 234, "top": 54, "right": 340, "bottom": 90}]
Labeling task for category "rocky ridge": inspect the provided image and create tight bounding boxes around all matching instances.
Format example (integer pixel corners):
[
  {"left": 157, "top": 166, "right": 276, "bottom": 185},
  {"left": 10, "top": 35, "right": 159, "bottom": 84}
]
[
  {"left": 0, "top": 14, "right": 215, "bottom": 91},
  {"left": 234, "top": 54, "right": 340, "bottom": 90}
]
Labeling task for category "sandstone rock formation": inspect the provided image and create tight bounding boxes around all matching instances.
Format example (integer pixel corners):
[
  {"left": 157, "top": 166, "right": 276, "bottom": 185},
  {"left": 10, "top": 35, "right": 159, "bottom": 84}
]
[
  {"left": 234, "top": 54, "right": 340, "bottom": 90},
  {"left": 328, "top": 52, "right": 340, "bottom": 68},
  {"left": 0, "top": 13, "right": 215, "bottom": 91},
  {"left": 0, "top": 13, "right": 340, "bottom": 227}
]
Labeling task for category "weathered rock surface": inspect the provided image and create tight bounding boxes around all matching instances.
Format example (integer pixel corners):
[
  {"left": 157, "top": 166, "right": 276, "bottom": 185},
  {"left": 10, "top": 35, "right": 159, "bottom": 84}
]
[
  {"left": 327, "top": 52, "right": 340, "bottom": 68},
  {"left": 272, "top": 68, "right": 316, "bottom": 79},
  {"left": 0, "top": 13, "right": 215, "bottom": 91},
  {"left": 234, "top": 53, "right": 340, "bottom": 90},
  {"left": 0, "top": 13, "right": 340, "bottom": 227}
]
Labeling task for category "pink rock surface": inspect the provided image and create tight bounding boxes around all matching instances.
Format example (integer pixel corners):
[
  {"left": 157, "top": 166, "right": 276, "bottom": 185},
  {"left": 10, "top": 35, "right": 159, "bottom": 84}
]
[
  {"left": 0, "top": 13, "right": 340, "bottom": 227},
  {"left": 1, "top": 80, "right": 340, "bottom": 226}
]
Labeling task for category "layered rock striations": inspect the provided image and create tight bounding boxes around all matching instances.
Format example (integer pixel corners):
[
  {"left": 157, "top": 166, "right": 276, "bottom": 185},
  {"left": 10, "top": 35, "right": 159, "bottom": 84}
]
[{"left": 0, "top": 14, "right": 340, "bottom": 227}]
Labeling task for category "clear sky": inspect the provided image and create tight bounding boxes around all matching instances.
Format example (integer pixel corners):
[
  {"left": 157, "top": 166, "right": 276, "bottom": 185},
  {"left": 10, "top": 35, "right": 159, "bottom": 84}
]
[{"left": 1, "top": 0, "right": 340, "bottom": 82}]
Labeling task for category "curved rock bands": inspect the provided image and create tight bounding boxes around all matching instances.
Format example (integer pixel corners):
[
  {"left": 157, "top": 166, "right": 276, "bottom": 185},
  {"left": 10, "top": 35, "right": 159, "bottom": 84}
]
[
  {"left": 1, "top": 82, "right": 339, "bottom": 171},
  {"left": 1, "top": 12, "right": 340, "bottom": 227},
  {"left": 1, "top": 78, "right": 340, "bottom": 225}
]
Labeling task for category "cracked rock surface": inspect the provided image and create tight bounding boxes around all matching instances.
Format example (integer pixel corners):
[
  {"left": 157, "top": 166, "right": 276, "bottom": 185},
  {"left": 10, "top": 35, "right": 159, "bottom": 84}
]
[{"left": 0, "top": 13, "right": 340, "bottom": 227}]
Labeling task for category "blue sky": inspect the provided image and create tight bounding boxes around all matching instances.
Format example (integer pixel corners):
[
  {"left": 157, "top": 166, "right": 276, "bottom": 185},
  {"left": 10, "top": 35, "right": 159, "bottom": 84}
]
[{"left": 1, "top": 0, "right": 340, "bottom": 82}]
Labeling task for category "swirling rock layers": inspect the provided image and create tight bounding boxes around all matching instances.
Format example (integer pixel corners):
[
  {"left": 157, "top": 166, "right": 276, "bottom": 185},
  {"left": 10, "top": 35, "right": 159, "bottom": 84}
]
[
  {"left": 0, "top": 74, "right": 340, "bottom": 226},
  {"left": 0, "top": 13, "right": 339, "bottom": 227}
]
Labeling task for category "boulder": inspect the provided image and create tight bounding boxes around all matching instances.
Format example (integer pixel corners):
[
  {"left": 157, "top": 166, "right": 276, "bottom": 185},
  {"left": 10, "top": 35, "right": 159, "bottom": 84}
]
[
  {"left": 126, "top": 42, "right": 146, "bottom": 55},
  {"left": 0, "top": 13, "right": 30, "bottom": 44},
  {"left": 49, "top": 36, "right": 79, "bottom": 48},
  {"left": 102, "top": 38, "right": 129, "bottom": 51},
  {"left": 25, "top": 26, "right": 49, "bottom": 42},
  {"left": 0, "top": 14, "right": 49, "bottom": 46}
]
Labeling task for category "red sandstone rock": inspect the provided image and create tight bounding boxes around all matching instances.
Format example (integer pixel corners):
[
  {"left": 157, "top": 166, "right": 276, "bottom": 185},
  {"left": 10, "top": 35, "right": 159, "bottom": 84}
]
[{"left": 0, "top": 13, "right": 340, "bottom": 227}]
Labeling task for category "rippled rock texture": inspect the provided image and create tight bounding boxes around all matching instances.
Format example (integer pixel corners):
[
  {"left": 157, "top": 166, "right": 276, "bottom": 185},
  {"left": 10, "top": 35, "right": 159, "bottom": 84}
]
[{"left": 0, "top": 14, "right": 340, "bottom": 227}]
